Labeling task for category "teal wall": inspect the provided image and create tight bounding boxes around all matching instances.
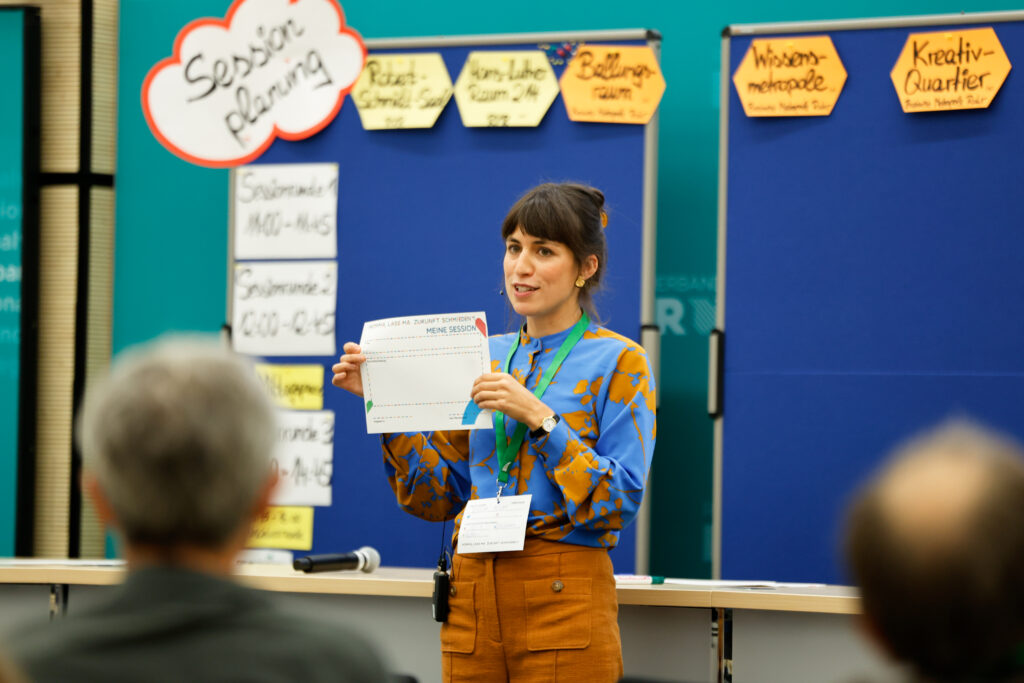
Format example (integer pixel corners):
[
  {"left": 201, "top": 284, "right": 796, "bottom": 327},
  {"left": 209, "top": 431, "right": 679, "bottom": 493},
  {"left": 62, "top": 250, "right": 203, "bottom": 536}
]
[
  {"left": 0, "top": 9, "right": 25, "bottom": 557},
  {"left": 117, "top": 0, "right": 1019, "bottom": 577}
]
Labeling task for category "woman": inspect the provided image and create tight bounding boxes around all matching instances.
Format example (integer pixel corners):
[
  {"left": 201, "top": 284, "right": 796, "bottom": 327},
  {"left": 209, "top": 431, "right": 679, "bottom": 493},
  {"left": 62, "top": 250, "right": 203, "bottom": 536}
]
[{"left": 332, "top": 182, "right": 656, "bottom": 682}]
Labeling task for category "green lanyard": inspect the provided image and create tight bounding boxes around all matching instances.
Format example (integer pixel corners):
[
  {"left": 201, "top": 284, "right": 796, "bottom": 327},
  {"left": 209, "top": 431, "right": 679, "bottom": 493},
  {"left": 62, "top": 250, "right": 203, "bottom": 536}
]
[{"left": 494, "top": 311, "right": 590, "bottom": 485}]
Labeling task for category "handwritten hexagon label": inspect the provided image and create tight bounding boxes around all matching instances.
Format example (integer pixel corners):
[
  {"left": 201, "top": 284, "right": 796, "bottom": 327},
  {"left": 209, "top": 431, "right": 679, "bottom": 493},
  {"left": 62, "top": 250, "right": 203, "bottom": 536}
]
[
  {"left": 890, "top": 28, "right": 1011, "bottom": 113},
  {"left": 559, "top": 45, "right": 665, "bottom": 124},
  {"left": 453, "top": 51, "right": 559, "bottom": 127},
  {"left": 732, "top": 36, "right": 847, "bottom": 117},
  {"left": 351, "top": 53, "right": 453, "bottom": 129}
]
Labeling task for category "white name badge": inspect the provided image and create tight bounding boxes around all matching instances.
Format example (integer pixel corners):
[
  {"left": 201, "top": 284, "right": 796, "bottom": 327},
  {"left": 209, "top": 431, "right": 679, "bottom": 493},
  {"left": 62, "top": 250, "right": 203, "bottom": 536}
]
[{"left": 456, "top": 494, "right": 532, "bottom": 554}]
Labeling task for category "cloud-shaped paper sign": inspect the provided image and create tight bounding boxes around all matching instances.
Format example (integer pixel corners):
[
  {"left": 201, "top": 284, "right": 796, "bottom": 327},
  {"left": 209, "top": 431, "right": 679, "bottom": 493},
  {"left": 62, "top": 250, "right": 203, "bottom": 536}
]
[{"left": 142, "top": 0, "right": 365, "bottom": 167}]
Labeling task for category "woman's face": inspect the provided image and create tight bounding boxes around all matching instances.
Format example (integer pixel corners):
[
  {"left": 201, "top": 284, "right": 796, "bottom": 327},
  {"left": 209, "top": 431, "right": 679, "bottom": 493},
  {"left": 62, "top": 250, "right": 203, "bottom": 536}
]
[{"left": 503, "top": 226, "right": 587, "bottom": 324}]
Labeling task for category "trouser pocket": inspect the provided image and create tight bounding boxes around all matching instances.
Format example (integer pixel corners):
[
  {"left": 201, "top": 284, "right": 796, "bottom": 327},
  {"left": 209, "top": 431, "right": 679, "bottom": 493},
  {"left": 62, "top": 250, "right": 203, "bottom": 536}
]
[
  {"left": 524, "top": 578, "right": 592, "bottom": 651},
  {"left": 440, "top": 581, "right": 476, "bottom": 654}
]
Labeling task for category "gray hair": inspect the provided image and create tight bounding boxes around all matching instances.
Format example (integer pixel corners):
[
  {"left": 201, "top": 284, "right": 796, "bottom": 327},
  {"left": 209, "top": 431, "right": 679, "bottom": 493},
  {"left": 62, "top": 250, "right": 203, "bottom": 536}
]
[{"left": 78, "top": 336, "right": 277, "bottom": 549}]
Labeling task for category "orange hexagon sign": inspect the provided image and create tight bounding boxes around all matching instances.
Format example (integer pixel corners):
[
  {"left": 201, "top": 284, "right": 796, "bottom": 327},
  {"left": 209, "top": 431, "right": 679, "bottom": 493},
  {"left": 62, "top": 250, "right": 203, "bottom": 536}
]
[
  {"left": 731, "top": 36, "right": 847, "bottom": 117},
  {"left": 559, "top": 45, "right": 665, "bottom": 124},
  {"left": 890, "top": 28, "right": 1011, "bottom": 113}
]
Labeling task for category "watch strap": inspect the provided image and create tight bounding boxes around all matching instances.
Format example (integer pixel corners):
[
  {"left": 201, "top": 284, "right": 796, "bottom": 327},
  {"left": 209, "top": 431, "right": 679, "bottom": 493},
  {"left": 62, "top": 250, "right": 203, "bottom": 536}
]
[{"left": 529, "top": 414, "right": 559, "bottom": 439}]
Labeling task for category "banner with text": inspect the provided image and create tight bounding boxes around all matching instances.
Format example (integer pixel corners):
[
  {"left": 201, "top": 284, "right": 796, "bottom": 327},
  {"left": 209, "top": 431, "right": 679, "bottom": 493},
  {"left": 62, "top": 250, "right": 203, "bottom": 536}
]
[{"left": 0, "top": 9, "right": 29, "bottom": 558}]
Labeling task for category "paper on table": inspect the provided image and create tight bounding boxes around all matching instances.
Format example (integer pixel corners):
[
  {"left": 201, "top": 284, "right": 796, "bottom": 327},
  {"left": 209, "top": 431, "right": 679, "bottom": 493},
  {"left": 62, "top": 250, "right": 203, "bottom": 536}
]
[
  {"left": 359, "top": 312, "right": 492, "bottom": 434},
  {"left": 0, "top": 558, "right": 125, "bottom": 567},
  {"left": 663, "top": 578, "right": 777, "bottom": 588},
  {"left": 235, "top": 549, "right": 293, "bottom": 566},
  {"left": 662, "top": 578, "right": 827, "bottom": 589}
]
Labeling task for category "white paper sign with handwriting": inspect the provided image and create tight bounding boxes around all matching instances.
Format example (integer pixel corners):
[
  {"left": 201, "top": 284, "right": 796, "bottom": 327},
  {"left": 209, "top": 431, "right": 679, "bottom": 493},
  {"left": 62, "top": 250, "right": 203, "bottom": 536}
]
[
  {"left": 232, "top": 162, "right": 338, "bottom": 259},
  {"left": 142, "top": 0, "right": 366, "bottom": 167},
  {"left": 270, "top": 410, "right": 334, "bottom": 507},
  {"left": 232, "top": 260, "right": 336, "bottom": 356}
]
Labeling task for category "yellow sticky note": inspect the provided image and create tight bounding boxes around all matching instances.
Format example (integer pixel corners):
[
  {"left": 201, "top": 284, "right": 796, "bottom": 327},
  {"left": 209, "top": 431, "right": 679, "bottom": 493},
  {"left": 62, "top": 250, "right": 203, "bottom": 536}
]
[
  {"left": 254, "top": 364, "right": 324, "bottom": 410},
  {"left": 247, "top": 506, "right": 313, "bottom": 550},
  {"left": 889, "top": 27, "right": 1011, "bottom": 113},
  {"left": 731, "top": 36, "right": 847, "bottom": 117},
  {"left": 560, "top": 45, "right": 666, "bottom": 124}
]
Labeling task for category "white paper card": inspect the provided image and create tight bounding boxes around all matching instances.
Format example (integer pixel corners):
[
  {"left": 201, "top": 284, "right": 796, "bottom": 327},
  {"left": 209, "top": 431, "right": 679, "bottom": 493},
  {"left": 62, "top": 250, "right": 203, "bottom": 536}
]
[
  {"left": 232, "top": 163, "right": 338, "bottom": 260},
  {"left": 457, "top": 494, "right": 532, "bottom": 554},
  {"left": 359, "top": 312, "right": 491, "bottom": 433},
  {"left": 232, "top": 261, "right": 336, "bottom": 356},
  {"left": 270, "top": 410, "right": 334, "bottom": 507},
  {"left": 235, "top": 549, "right": 294, "bottom": 566}
]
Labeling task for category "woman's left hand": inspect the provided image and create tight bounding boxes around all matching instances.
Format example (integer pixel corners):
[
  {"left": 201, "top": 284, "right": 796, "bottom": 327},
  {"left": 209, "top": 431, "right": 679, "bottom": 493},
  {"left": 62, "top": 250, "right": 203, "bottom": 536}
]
[{"left": 471, "top": 373, "right": 550, "bottom": 431}]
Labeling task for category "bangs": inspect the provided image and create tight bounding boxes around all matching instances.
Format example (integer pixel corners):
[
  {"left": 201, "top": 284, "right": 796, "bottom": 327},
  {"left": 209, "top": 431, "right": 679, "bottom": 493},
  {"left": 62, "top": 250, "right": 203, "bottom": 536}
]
[{"left": 501, "top": 185, "right": 583, "bottom": 246}]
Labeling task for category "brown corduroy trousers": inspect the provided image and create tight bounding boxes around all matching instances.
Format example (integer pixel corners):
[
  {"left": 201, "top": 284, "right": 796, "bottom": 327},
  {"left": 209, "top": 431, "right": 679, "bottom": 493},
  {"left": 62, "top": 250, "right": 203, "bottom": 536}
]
[{"left": 441, "top": 538, "right": 623, "bottom": 683}]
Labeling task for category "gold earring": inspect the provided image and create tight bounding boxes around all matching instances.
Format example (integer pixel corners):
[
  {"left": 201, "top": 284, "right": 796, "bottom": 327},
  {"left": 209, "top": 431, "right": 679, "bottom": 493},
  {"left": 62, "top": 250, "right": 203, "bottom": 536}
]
[{"left": 575, "top": 276, "right": 586, "bottom": 288}]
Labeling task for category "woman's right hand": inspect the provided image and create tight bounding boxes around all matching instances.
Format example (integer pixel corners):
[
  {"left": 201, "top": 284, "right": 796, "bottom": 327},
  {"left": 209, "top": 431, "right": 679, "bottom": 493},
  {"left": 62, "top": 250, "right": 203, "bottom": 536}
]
[{"left": 331, "top": 342, "right": 366, "bottom": 397}]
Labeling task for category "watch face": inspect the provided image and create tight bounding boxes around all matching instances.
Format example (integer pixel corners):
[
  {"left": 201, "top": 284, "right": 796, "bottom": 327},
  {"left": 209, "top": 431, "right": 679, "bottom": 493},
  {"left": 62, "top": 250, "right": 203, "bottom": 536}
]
[{"left": 542, "top": 415, "right": 557, "bottom": 432}]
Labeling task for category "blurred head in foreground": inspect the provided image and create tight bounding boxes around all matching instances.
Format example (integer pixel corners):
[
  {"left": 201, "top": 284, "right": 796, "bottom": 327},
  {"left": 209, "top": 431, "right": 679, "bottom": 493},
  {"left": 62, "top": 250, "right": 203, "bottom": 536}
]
[
  {"left": 79, "top": 336, "right": 276, "bottom": 570},
  {"left": 845, "top": 421, "right": 1024, "bottom": 682},
  {"left": 12, "top": 337, "right": 391, "bottom": 683}
]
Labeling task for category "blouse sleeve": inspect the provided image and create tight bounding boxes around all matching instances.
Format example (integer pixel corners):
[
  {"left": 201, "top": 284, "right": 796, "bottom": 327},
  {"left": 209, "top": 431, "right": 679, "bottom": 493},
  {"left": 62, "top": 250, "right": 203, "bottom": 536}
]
[
  {"left": 381, "top": 430, "right": 472, "bottom": 522},
  {"left": 535, "top": 345, "right": 656, "bottom": 543}
]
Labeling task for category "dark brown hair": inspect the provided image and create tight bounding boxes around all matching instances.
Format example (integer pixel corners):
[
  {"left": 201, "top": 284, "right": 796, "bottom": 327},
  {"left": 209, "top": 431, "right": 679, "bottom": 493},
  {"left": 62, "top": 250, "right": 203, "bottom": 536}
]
[
  {"left": 501, "top": 182, "right": 608, "bottom": 319},
  {"left": 845, "top": 423, "right": 1024, "bottom": 681}
]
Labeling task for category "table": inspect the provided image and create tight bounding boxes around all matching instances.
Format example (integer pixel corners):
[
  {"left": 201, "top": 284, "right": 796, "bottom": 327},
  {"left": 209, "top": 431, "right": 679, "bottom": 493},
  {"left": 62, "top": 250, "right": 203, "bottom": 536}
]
[{"left": 0, "top": 564, "right": 899, "bottom": 682}]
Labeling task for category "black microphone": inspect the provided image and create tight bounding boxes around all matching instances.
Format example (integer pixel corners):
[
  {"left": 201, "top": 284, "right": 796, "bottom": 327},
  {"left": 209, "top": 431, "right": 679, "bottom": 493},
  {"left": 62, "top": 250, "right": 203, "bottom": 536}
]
[{"left": 292, "top": 546, "right": 381, "bottom": 573}]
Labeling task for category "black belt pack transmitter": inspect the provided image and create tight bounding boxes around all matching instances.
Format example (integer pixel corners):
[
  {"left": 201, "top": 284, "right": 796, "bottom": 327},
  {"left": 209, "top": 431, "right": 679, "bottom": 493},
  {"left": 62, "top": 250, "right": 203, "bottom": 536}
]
[
  {"left": 433, "top": 523, "right": 451, "bottom": 622},
  {"left": 432, "top": 567, "right": 449, "bottom": 622}
]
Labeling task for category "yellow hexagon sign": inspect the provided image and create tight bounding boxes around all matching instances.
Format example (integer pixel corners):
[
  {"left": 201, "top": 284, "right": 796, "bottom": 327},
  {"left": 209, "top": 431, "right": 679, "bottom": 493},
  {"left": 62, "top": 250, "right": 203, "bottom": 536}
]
[
  {"left": 890, "top": 28, "right": 1011, "bottom": 113},
  {"left": 453, "top": 51, "right": 559, "bottom": 127},
  {"left": 351, "top": 53, "right": 453, "bottom": 130},
  {"left": 732, "top": 36, "right": 847, "bottom": 117},
  {"left": 559, "top": 45, "right": 666, "bottom": 124}
]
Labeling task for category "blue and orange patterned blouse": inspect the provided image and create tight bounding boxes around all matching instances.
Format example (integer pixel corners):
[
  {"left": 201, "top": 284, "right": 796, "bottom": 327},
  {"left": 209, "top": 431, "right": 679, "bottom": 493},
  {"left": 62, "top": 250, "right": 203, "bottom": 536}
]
[{"left": 381, "top": 319, "right": 657, "bottom": 549}]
